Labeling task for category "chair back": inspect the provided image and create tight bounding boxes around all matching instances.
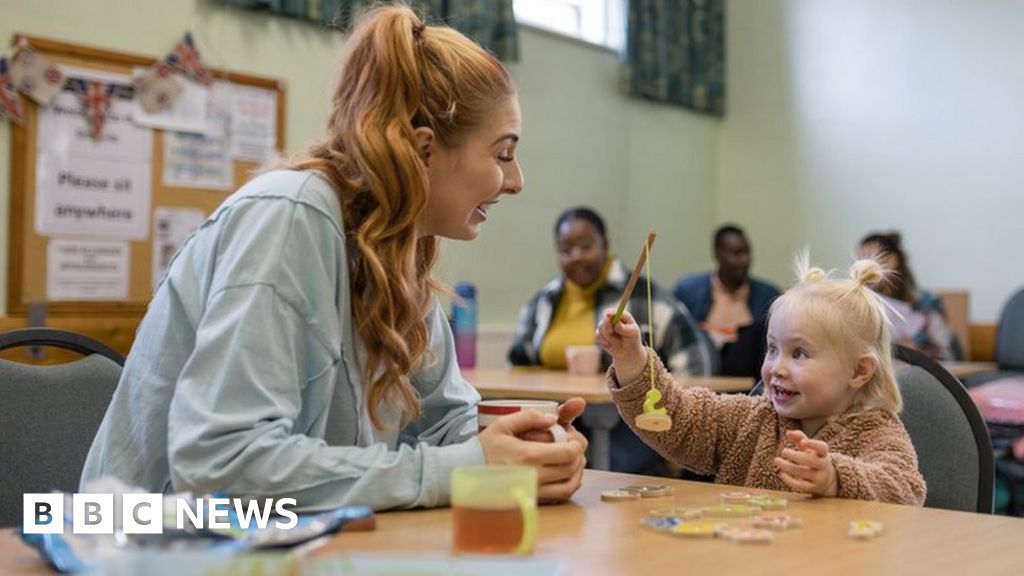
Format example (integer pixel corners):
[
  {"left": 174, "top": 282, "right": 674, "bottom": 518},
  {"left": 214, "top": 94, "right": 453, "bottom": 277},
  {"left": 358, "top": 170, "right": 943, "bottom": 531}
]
[
  {"left": 996, "top": 287, "right": 1024, "bottom": 371},
  {"left": 750, "top": 347, "right": 994, "bottom": 513},
  {"left": 0, "top": 328, "right": 124, "bottom": 527},
  {"left": 895, "top": 345, "right": 995, "bottom": 513},
  {"left": 676, "top": 302, "right": 716, "bottom": 377}
]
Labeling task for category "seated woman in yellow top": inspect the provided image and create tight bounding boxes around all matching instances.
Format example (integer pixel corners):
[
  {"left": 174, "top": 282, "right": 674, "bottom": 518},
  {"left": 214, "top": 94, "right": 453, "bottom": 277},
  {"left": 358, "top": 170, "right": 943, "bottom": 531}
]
[{"left": 508, "top": 206, "right": 710, "bottom": 474}]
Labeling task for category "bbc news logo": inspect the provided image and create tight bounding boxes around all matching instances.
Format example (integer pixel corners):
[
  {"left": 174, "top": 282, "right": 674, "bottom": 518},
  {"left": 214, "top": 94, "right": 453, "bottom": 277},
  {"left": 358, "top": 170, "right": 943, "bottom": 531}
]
[{"left": 23, "top": 494, "right": 298, "bottom": 534}]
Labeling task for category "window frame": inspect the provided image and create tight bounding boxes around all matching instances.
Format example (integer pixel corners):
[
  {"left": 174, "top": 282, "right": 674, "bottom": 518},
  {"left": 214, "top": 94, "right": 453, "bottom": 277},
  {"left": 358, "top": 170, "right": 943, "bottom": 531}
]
[{"left": 513, "top": 0, "right": 626, "bottom": 53}]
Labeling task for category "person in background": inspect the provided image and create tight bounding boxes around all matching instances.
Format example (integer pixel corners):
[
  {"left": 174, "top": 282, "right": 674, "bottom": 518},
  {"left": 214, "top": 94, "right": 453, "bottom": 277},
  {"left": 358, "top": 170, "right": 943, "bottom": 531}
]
[
  {"left": 674, "top": 224, "right": 781, "bottom": 378},
  {"left": 857, "top": 231, "right": 962, "bottom": 361},
  {"left": 81, "top": 5, "right": 587, "bottom": 511},
  {"left": 599, "top": 256, "right": 926, "bottom": 505},
  {"left": 508, "top": 206, "right": 709, "bottom": 475}
]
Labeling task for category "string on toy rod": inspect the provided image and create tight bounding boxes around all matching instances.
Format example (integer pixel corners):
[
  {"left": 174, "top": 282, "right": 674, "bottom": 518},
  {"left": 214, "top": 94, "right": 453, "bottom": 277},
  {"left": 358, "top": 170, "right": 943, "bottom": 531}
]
[
  {"left": 633, "top": 230, "right": 672, "bottom": 432},
  {"left": 644, "top": 239, "right": 655, "bottom": 389}
]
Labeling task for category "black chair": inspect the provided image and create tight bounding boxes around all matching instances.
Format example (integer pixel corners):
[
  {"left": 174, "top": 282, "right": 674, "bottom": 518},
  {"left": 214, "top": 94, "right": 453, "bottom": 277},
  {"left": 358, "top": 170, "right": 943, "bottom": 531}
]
[
  {"left": 749, "top": 345, "right": 995, "bottom": 513},
  {"left": 894, "top": 344, "right": 995, "bottom": 513},
  {"left": 0, "top": 328, "right": 124, "bottom": 527},
  {"left": 964, "top": 286, "right": 1024, "bottom": 387}
]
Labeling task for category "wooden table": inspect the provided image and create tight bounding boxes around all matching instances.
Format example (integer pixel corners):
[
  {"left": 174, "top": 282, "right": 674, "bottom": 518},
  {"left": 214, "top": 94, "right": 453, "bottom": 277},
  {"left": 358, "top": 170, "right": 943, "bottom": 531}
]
[
  {"left": 942, "top": 361, "right": 998, "bottom": 380},
  {"left": 462, "top": 368, "right": 754, "bottom": 402},
  {"left": 463, "top": 369, "right": 754, "bottom": 470},
  {"left": 5, "top": 470, "right": 1023, "bottom": 575}
]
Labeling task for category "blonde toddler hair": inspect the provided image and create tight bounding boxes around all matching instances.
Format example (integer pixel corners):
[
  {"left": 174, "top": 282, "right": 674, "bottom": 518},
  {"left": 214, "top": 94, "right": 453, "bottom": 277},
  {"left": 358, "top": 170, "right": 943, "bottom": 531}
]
[{"left": 769, "top": 253, "right": 902, "bottom": 414}]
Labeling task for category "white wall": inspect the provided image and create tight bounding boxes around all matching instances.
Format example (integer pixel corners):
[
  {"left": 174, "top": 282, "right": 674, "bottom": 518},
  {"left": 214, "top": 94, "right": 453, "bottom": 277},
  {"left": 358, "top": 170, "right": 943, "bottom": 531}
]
[
  {"left": 438, "top": 27, "right": 717, "bottom": 325},
  {"left": 7, "top": 0, "right": 1016, "bottom": 328},
  {"left": 719, "top": 0, "right": 1024, "bottom": 321},
  {"left": 0, "top": 2, "right": 717, "bottom": 324}
]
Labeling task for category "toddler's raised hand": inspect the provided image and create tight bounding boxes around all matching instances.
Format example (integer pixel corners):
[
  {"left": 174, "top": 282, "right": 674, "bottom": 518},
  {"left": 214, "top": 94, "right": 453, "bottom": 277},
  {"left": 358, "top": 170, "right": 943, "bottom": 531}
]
[
  {"left": 595, "top": 310, "right": 647, "bottom": 383},
  {"left": 773, "top": 429, "right": 838, "bottom": 497}
]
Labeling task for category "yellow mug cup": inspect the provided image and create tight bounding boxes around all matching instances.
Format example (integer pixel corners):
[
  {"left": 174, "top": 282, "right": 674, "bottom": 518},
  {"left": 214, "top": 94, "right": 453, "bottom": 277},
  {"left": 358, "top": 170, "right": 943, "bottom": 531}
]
[{"left": 450, "top": 465, "right": 538, "bottom": 555}]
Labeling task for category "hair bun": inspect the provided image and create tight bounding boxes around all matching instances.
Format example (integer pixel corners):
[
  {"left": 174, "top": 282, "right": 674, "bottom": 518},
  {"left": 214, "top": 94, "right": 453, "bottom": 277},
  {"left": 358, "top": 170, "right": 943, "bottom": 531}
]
[{"left": 850, "top": 259, "right": 885, "bottom": 287}]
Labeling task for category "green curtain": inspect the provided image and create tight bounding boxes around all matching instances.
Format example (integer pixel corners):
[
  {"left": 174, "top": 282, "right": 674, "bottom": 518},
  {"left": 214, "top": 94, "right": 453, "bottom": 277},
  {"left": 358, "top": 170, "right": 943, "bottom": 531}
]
[
  {"left": 215, "top": 0, "right": 518, "bottom": 61},
  {"left": 624, "top": 0, "right": 725, "bottom": 116}
]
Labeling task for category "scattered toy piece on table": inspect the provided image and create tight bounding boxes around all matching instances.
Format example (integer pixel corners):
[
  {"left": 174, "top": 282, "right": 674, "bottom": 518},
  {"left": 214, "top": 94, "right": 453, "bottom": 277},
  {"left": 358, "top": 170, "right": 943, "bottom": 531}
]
[
  {"left": 748, "top": 495, "right": 789, "bottom": 510},
  {"left": 718, "top": 491, "right": 753, "bottom": 504},
  {"left": 623, "top": 484, "right": 675, "bottom": 498},
  {"left": 753, "top": 513, "right": 803, "bottom": 531},
  {"left": 718, "top": 526, "right": 775, "bottom": 544},
  {"left": 601, "top": 489, "right": 642, "bottom": 502},
  {"left": 669, "top": 522, "right": 724, "bottom": 538},
  {"left": 703, "top": 504, "right": 761, "bottom": 518},
  {"left": 848, "top": 519, "right": 884, "bottom": 539},
  {"left": 640, "top": 516, "right": 684, "bottom": 532},
  {"left": 649, "top": 507, "right": 703, "bottom": 520}
]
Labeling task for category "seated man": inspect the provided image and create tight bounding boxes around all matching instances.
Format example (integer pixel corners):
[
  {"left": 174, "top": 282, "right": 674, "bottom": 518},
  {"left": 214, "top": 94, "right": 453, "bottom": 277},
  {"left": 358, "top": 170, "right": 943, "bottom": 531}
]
[{"left": 674, "top": 224, "right": 780, "bottom": 378}]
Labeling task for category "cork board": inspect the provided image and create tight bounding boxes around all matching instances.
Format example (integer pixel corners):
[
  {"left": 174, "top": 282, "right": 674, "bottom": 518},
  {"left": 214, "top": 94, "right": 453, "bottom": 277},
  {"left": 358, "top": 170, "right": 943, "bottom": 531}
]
[{"left": 6, "top": 34, "right": 286, "bottom": 315}]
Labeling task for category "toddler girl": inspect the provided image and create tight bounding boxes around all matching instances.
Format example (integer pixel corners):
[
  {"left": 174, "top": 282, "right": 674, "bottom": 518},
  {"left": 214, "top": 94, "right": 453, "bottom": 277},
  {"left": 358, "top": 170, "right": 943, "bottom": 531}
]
[{"left": 597, "top": 256, "right": 926, "bottom": 504}]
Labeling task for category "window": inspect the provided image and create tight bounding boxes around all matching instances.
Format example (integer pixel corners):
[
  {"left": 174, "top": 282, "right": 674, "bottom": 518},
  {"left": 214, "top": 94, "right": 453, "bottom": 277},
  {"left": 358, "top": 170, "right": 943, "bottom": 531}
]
[{"left": 513, "top": 0, "right": 626, "bottom": 52}]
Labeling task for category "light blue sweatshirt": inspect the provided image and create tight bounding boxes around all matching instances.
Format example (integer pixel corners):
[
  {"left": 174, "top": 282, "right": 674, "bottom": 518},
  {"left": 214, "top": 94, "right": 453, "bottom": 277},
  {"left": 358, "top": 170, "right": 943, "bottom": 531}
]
[{"left": 81, "top": 170, "right": 484, "bottom": 511}]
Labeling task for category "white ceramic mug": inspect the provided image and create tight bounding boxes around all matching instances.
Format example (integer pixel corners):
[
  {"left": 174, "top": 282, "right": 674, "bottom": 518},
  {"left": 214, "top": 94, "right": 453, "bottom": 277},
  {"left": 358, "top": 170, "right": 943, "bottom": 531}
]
[{"left": 477, "top": 399, "right": 567, "bottom": 443}]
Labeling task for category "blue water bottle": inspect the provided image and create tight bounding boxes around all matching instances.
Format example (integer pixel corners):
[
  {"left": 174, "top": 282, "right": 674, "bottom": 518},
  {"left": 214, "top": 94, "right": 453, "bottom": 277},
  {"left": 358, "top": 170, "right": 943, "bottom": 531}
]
[{"left": 452, "top": 282, "right": 477, "bottom": 369}]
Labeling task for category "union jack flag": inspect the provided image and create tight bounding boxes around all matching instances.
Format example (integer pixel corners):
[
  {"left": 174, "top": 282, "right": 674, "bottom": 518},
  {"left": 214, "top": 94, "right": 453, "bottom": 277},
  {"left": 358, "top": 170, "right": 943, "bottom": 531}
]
[
  {"left": 163, "top": 32, "right": 212, "bottom": 85},
  {"left": 78, "top": 80, "right": 114, "bottom": 140},
  {"left": 0, "top": 57, "right": 25, "bottom": 126}
]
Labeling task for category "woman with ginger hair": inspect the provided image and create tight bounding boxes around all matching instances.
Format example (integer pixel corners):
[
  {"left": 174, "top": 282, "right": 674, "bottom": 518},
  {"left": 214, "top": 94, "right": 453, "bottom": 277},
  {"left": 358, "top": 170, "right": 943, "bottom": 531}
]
[{"left": 82, "top": 5, "right": 587, "bottom": 510}]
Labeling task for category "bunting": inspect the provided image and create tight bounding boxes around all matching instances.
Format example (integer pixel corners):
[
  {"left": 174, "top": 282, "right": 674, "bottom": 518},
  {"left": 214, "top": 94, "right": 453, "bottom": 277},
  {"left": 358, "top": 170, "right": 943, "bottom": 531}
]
[
  {"left": 4, "top": 32, "right": 213, "bottom": 131},
  {"left": 133, "top": 63, "right": 182, "bottom": 113},
  {"left": 10, "top": 45, "right": 64, "bottom": 105},
  {"left": 0, "top": 56, "right": 25, "bottom": 125},
  {"left": 78, "top": 80, "right": 114, "bottom": 139}
]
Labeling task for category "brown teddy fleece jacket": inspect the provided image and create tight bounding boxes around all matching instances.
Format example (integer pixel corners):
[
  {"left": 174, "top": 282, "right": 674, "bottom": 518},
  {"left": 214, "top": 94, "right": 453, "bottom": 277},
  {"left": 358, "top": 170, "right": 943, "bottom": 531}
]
[{"left": 608, "top": 352, "right": 927, "bottom": 506}]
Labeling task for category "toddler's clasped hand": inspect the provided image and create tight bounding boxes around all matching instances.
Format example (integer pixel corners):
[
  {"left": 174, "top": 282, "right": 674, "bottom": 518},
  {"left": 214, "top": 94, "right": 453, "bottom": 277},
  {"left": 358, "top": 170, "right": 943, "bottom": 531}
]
[{"left": 773, "top": 429, "right": 839, "bottom": 497}]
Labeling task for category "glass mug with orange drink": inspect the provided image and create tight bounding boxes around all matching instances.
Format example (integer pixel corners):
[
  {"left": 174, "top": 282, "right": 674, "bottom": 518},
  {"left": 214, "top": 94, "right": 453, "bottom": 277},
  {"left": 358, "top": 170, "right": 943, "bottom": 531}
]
[{"left": 450, "top": 465, "right": 538, "bottom": 555}]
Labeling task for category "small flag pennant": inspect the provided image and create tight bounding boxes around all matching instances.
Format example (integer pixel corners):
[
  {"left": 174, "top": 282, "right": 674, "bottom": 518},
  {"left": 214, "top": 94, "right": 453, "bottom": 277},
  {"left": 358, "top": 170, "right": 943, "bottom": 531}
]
[
  {"left": 163, "top": 32, "right": 213, "bottom": 85},
  {"left": 78, "top": 80, "right": 114, "bottom": 139}
]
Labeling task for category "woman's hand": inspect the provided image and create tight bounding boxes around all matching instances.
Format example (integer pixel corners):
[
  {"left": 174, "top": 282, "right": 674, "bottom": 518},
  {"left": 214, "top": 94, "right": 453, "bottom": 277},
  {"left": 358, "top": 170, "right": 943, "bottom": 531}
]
[
  {"left": 478, "top": 399, "right": 588, "bottom": 503},
  {"left": 773, "top": 429, "right": 838, "bottom": 497},
  {"left": 518, "top": 397, "right": 586, "bottom": 443},
  {"left": 541, "top": 397, "right": 588, "bottom": 503},
  {"left": 595, "top": 310, "right": 647, "bottom": 383}
]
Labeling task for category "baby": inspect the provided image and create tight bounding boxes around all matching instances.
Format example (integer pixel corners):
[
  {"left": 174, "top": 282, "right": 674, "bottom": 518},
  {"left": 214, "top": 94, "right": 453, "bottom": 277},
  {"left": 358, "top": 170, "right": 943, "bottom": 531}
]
[{"left": 597, "top": 256, "right": 926, "bottom": 504}]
